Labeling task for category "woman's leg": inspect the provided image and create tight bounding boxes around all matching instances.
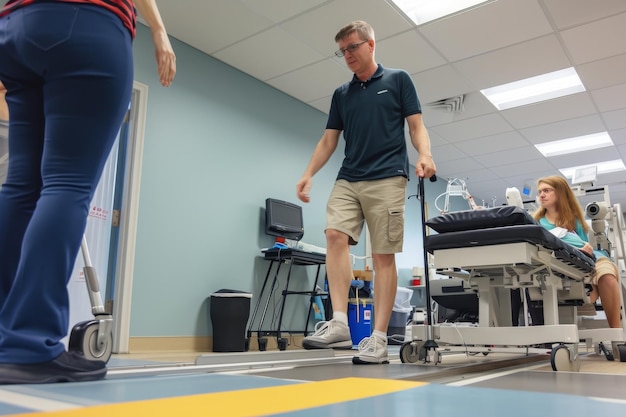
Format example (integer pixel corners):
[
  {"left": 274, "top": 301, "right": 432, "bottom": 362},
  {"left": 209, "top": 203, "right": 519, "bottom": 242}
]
[
  {"left": 0, "top": 3, "right": 133, "bottom": 364},
  {"left": 597, "top": 274, "right": 621, "bottom": 328}
]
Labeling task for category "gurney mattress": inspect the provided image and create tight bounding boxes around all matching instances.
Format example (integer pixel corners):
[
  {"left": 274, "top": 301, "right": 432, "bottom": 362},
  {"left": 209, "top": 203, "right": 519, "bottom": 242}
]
[{"left": 424, "top": 207, "right": 595, "bottom": 274}]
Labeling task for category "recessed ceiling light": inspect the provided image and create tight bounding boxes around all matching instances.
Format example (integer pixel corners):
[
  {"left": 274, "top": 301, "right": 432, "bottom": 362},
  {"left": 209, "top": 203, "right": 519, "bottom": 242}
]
[
  {"left": 560, "top": 160, "right": 626, "bottom": 178},
  {"left": 535, "top": 132, "right": 613, "bottom": 157},
  {"left": 390, "top": 0, "right": 491, "bottom": 26},
  {"left": 481, "top": 67, "right": 585, "bottom": 110}
]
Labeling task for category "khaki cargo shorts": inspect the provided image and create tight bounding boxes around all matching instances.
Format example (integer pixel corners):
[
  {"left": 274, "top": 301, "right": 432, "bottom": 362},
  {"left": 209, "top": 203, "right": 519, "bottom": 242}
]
[{"left": 326, "top": 177, "right": 407, "bottom": 254}]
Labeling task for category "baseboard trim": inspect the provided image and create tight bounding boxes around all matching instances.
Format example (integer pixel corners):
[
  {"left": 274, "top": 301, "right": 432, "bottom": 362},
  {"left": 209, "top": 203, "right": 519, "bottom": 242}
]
[{"left": 128, "top": 335, "right": 306, "bottom": 353}]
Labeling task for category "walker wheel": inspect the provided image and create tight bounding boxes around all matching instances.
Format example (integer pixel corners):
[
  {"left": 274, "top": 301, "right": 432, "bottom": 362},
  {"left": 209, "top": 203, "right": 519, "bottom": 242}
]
[
  {"left": 400, "top": 341, "right": 424, "bottom": 364},
  {"left": 550, "top": 344, "right": 580, "bottom": 372},
  {"left": 613, "top": 343, "right": 626, "bottom": 362},
  {"left": 69, "top": 320, "right": 113, "bottom": 363}
]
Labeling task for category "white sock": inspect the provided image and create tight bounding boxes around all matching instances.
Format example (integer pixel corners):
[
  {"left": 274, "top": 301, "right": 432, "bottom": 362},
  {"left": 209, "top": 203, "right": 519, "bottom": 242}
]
[
  {"left": 372, "top": 330, "right": 387, "bottom": 343},
  {"left": 333, "top": 311, "right": 348, "bottom": 325}
]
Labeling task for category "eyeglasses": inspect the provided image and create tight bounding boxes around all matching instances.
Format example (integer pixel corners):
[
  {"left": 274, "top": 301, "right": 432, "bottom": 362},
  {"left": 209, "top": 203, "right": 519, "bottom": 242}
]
[
  {"left": 537, "top": 187, "right": 555, "bottom": 195},
  {"left": 335, "top": 40, "right": 368, "bottom": 57}
]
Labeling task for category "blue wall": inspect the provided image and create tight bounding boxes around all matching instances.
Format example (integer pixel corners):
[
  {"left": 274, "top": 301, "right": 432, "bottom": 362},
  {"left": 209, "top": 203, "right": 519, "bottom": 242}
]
[{"left": 128, "top": 25, "right": 452, "bottom": 338}]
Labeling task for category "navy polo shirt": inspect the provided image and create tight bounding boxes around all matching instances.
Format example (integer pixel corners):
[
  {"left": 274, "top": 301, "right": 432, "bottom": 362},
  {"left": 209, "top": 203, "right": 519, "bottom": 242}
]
[{"left": 326, "top": 64, "right": 422, "bottom": 182}]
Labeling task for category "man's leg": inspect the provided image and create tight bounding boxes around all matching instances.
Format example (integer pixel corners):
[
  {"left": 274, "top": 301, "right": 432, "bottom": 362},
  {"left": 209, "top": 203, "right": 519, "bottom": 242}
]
[
  {"left": 325, "top": 229, "right": 353, "bottom": 316},
  {"left": 371, "top": 253, "right": 398, "bottom": 334},
  {"left": 352, "top": 176, "right": 406, "bottom": 365},
  {"left": 301, "top": 228, "right": 353, "bottom": 349}
]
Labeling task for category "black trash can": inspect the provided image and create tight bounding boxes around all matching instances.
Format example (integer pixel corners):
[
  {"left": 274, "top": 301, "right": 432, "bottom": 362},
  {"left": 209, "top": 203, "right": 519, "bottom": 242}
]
[{"left": 210, "top": 289, "right": 252, "bottom": 352}]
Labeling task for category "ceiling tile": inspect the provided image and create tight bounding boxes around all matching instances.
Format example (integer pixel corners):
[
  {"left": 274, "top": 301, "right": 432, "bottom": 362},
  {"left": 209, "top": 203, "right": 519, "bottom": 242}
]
[
  {"left": 213, "top": 27, "right": 326, "bottom": 81},
  {"left": 543, "top": 0, "right": 626, "bottom": 29},
  {"left": 548, "top": 147, "right": 621, "bottom": 169},
  {"left": 609, "top": 127, "right": 626, "bottom": 146},
  {"left": 375, "top": 30, "right": 446, "bottom": 74},
  {"left": 501, "top": 93, "right": 597, "bottom": 129},
  {"left": 577, "top": 53, "right": 626, "bottom": 90},
  {"left": 454, "top": 131, "right": 530, "bottom": 156},
  {"left": 156, "top": 0, "right": 274, "bottom": 54},
  {"left": 410, "top": 65, "right": 473, "bottom": 104},
  {"left": 453, "top": 35, "right": 570, "bottom": 90},
  {"left": 435, "top": 157, "right": 486, "bottom": 178},
  {"left": 307, "top": 96, "right": 332, "bottom": 114},
  {"left": 431, "top": 144, "right": 469, "bottom": 162},
  {"left": 591, "top": 83, "right": 626, "bottom": 112},
  {"left": 418, "top": 0, "right": 553, "bottom": 61},
  {"left": 472, "top": 145, "right": 544, "bottom": 167},
  {"left": 431, "top": 113, "right": 513, "bottom": 143},
  {"left": 266, "top": 59, "right": 351, "bottom": 103},
  {"left": 519, "top": 115, "right": 606, "bottom": 144},
  {"left": 603, "top": 109, "right": 626, "bottom": 131},
  {"left": 240, "top": 0, "right": 329, "bottom": 23},
  {"left": 560, "top": 14, "right": 626, "bottom": 64},
  {"left": 489, "top": 158, "right": 555, "bottom": 177},
  {"left": 279, "top": 0, "right": 412, "bottom": 56}
]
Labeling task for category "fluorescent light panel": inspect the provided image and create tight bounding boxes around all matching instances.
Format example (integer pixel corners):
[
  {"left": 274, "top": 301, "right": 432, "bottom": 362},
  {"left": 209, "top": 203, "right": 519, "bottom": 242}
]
[
  {"left": 560, "top": 160, "right": 626, "bottom": 178},
  {"left": 391, "top": 0, "right": 490, "bottom": 26},
  {"left": 535, "top": 132, "right": 613, "bottom": 157},
  {"left": 481, "top": 67, "right": 585, "bottom": 110}
]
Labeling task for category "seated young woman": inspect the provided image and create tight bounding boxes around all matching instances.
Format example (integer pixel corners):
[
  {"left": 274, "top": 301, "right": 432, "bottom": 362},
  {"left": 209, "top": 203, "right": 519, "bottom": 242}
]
[{"left": 533, "top": 175, "right": 621, "bottom": 328}]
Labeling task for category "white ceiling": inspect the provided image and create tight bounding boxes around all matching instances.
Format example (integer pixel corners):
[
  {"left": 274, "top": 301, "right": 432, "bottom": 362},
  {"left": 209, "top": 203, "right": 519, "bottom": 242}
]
[{"left": 154, "top": 0, "right": 626, "bottom": 212}]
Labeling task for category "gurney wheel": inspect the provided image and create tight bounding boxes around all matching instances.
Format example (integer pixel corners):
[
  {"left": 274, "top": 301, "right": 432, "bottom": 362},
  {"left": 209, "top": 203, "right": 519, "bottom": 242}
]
[
  {"left": 400, "top": 341, "right": 424, "bottom": 364},
  {"left": 550, "top": 344, "right": 580, "bottom": 372},
  {"left": 277, "top": 338, "right": 288, "bottom": 351},
  {"left": 69, "top": 320, "right": 113, "bottom": 363}
]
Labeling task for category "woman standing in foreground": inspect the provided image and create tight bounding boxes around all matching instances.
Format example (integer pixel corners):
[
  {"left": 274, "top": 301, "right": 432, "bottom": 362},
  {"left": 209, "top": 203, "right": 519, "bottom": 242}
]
[{"left": 0, "top": 0, "right": 175, "bottom": 384}]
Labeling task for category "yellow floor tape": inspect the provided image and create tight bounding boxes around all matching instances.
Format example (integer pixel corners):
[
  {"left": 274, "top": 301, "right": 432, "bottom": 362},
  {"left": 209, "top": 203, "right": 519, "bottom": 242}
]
[{"left": 14, "top": 377, "right": 427, "bottom": 417}]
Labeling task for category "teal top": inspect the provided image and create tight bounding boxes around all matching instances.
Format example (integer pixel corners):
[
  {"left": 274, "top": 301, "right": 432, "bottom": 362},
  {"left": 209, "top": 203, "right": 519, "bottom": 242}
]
[{"left": 538, "top": 217, "right": 607, "bottom": 259}]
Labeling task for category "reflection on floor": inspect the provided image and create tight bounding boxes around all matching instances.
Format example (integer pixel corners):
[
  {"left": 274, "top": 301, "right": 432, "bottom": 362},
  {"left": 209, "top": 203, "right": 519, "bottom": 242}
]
[{"left": 1, "top": 347, "right": 626, "bottom": 417}]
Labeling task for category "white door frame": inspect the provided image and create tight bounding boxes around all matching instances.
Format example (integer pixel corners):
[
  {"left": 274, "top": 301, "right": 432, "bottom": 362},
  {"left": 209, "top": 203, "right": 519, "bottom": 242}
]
[{"left": 112, "top": 81, "right": 148, "bottom": 353}]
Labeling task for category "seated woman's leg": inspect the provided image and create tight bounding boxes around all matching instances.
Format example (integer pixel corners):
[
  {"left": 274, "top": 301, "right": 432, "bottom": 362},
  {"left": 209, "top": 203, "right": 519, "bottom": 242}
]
[
  {"left": 597, "top": 274, "right": 621, "bottom": 328},
  {"left": 593, "top": 258, "right": 622, "bottom": 328}
]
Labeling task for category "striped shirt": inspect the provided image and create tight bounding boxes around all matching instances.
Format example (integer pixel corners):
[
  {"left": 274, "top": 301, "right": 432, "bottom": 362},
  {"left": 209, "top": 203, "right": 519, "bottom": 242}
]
[{"left": 1, "top": 0, "right": 136, "bottom": 38}]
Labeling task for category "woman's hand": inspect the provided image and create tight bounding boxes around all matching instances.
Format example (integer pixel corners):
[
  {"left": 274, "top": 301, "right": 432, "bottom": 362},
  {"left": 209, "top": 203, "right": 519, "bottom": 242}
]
[
  {"left": 580, "top": 242, "right": 594, "bottom": 256},
  {"left": 151, "top": 28, "right": 176, "bottom": 87}
]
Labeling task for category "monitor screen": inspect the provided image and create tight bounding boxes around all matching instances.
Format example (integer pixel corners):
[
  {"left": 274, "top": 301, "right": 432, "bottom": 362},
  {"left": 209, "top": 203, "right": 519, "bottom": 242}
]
[
  {"left": 571, "top": 165, "right": 597, "bottom": 185},
  {"left": 265, "top": 198, "right": 304, "bottom": 241}
]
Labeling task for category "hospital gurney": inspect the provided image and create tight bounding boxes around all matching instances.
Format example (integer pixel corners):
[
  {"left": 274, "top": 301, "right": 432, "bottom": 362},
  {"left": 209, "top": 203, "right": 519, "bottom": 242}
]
[{"left": 402, "top": 205, "right": 626, "bottom": 371}]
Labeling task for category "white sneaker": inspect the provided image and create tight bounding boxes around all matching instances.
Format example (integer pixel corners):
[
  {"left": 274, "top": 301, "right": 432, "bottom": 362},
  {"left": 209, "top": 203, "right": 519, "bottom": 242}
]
[
  {"left": 352, "top": 336, "right": 389, "bottom": 364},
  {"left": 302, "top": 320, "right": 352, "bottom": 350}
]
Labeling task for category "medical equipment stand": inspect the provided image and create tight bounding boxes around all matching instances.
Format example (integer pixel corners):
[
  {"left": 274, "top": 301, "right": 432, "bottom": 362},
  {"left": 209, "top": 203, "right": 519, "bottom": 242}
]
[
  {"left": 400, "top": 176, "right": 440, "bottom": 364},
  {"left": 68, "top": 235, "right": 114, "bottom": 363}
]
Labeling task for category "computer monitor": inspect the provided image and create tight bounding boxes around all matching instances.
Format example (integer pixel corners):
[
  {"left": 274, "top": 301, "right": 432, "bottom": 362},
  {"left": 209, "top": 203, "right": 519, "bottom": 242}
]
[
  {"left": 265, "top": 198, "right": 304, "bottom": 241},
  {"left": 571, "top": 165, "right": 597, "bottom": 185}
]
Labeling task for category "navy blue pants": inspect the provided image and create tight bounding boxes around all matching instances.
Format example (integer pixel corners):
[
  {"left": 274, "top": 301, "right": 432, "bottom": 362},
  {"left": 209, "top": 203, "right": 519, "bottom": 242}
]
[{"left": 0, "top": 3, "right": 133, "bottom": 363}]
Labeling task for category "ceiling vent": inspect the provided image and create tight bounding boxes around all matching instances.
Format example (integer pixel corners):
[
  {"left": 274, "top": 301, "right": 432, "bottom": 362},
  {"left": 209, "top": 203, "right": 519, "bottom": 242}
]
[{"left": 426, "top": 94, "right": 465, "bottom": 113}]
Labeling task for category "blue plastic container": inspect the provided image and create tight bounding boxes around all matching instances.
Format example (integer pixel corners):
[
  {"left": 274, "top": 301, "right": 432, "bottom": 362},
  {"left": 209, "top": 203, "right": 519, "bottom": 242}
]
[{"left": 348, "top": 298, "right": 373, "bottom": 346}]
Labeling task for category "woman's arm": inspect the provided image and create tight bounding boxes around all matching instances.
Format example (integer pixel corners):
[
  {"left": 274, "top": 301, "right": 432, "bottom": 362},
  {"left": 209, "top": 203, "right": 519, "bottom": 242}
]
[{"left": 133, "top": 0, "right": 176, "bottom": 87}]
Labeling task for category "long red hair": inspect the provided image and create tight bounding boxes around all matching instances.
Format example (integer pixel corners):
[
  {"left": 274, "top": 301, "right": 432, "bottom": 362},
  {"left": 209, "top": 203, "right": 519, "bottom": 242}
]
[{"left": 532, "top": 175, "right": 589, "bottom": 233}]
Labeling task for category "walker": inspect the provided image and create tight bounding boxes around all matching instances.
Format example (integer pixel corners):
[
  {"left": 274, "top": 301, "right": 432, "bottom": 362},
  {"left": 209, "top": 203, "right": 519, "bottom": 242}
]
[
  {"left": 399, "top": 176, "right": 440, "bottom": 363},
  {"left": 68, "top": 235, "right": 114, "bottom": 363}
]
